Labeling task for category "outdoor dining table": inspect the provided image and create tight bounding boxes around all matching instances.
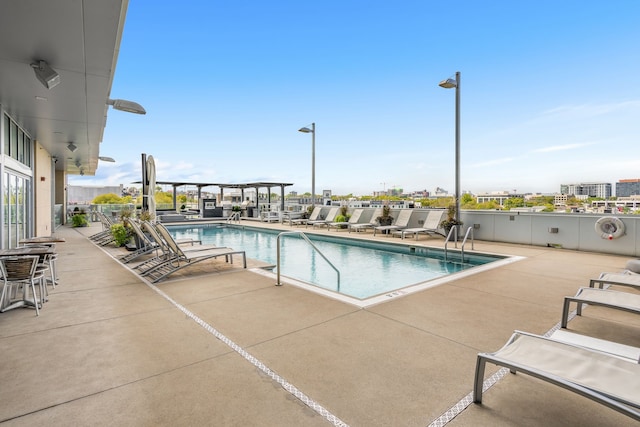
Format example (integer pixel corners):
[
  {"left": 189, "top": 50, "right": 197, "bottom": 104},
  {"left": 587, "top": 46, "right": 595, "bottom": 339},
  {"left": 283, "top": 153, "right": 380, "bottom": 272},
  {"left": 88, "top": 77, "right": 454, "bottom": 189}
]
[
  {"left": 19, "top": 236, "right": 66, "bottom": 245},
  {"left": 0, "top": 246, "right": 56, "bottom": 258}
]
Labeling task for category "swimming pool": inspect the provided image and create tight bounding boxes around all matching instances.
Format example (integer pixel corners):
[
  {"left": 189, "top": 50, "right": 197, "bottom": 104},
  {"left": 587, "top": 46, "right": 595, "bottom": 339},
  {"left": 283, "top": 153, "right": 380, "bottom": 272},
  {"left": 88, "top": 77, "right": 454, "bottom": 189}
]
[{"left": 167, "top": 224, "right": 512, "bottom": 302}]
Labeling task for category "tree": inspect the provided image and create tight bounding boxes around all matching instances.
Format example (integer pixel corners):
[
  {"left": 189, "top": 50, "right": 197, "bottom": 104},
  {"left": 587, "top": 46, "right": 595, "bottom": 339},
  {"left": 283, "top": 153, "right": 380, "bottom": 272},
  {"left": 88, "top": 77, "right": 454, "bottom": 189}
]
[
  {"left": 504, "top": 197, "right": 524, "bottom": 210},
  {"left": 460, "top": 193, "right": 476, "bottom": 209},
  {"left": 92, "top": 193, "right": 125, "bottom": 204}
]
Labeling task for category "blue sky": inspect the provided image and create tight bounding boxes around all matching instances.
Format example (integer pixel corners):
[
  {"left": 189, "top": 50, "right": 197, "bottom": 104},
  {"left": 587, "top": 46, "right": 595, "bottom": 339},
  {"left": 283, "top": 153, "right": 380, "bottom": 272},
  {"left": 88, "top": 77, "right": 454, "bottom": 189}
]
[{"left": 71, "top": 1, "right": 640, "bottom": 196}]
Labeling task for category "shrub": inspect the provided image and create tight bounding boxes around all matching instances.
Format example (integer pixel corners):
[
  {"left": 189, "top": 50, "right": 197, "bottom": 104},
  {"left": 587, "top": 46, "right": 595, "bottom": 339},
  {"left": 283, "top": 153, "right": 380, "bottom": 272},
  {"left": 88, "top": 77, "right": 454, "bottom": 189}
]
[
  {"left": 138, "top": 210, "right": 154, "bottom": 222},
  {"left": 71, "top": 213, "right": 88, "bottom": 227},
  {"left": 110, "top": 223, "right": 131, "bottom": 247},
  {"left": 334, "top": 214, "right": 347, "bottom": 223}
]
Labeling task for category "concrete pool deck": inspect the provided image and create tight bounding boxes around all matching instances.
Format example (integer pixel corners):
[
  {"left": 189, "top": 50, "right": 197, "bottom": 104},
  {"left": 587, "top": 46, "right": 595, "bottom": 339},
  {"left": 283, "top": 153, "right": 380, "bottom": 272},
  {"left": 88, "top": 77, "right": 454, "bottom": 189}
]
[{"left": 1, "top": 220, "right": 639, "bottom": 426}]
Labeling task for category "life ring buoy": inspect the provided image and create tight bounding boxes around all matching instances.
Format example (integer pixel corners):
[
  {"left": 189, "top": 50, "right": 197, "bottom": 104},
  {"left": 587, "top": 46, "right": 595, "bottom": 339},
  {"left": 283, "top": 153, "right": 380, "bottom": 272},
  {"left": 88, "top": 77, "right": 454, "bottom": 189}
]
[{"left": 595, "top": 216, "right": 625, "bottom": 240}]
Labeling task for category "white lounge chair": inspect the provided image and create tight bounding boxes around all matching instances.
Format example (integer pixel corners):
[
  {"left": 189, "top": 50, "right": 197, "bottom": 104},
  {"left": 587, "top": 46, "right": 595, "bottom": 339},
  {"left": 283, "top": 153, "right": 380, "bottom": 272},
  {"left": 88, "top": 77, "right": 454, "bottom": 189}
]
[
  {"left": 89, "top": 211, "right": 117, "bottom": 246},
  {"left": 348, "top": 208, "right": 382, "bottom": 233},
  {"left": 327, "top": 209, "right": 363, "bottom": 231},
  {"left": 134, "top": 222, "right": 215, "bottom": 274},
  {"left": 307, "top": 207, "right": 339, "bottom": 228},
  {"left": 548, "top": 329, "right": 640, "bottom": 362},
  {"left": 141, "top": 223, "right": 246, "bottom": 283},
  {"left": 590, "top": 271, "right": 640, "bottom": 290},
  {"left": 395, "top": 210, "right": 446, "bottom": 240},
  {"left": 561, "top": 287, "right": 640, "bottom": 328},
  {"left": 373, "top": 209, "right": 412, "bottom": 236},
  {"left": 290, "top": 206, "right": 321, "bottom": 227},
  {"left": 474, "top": 330, "right": 640, "bottom": 421},
  {"left": 119, "top": 219, "right": 161, "bottom": 263}
]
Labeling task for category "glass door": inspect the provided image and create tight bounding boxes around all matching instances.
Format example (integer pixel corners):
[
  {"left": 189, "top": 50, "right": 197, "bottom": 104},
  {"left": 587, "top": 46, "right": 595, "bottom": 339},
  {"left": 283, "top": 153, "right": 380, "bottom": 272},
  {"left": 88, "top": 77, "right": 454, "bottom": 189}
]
[{"left": 3, "top": 171, "right": 30, "bottom": 248}]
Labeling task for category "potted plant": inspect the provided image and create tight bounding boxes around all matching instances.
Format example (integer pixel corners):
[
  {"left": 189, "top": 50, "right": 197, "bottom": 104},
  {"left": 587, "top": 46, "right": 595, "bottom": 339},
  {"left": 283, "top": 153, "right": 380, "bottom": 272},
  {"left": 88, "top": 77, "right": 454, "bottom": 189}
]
[
  {"left": 110, "top": 223, "right": 132, "bottom": 247},
  {"left": 333, "top": 205, "right": 351, "bottom": 228},
  {"left": 138, "top": 209, "right": 154, "bottom": 222},
  {"left": 71, "top": 209, "right": 88, "bottom": 227},
  {"left": 301, "top": 205, "right": 314, "bottom": 220},
  {"left": 439, "top": 204, "right": 463, "bottom": 235},
  {"left": 376, "top": 205, "right": 394, "bottom": 226}
]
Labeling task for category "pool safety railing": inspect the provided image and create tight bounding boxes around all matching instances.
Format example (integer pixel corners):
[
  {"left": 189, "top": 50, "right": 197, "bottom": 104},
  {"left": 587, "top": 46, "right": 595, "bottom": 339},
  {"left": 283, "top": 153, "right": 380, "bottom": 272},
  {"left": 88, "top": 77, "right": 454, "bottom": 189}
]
[
  {"left": 275, "top": 231, "right": 341, "bottom": 290},
  {"left": 444, "top": 226, "right": 474, "bottom": 263},
  {"left": 227, "top": 211, "right": 241, "bottom": 223}
]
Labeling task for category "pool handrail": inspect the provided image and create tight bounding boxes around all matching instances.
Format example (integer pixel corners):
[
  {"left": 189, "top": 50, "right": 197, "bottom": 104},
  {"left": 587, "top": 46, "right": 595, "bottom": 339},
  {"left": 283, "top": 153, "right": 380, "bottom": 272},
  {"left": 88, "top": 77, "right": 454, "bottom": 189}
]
[
  {"left": 444, "top": 227, "right": 458, "bottom": 262},
  {"left": 444, "top": 226, "right": 474, "bottom": 263},
  {"left": 461, "top": 226, "right": 475, "bottom": 262},
  {"left": 275, "top": 231, "right": 341, "bottom": 290}
]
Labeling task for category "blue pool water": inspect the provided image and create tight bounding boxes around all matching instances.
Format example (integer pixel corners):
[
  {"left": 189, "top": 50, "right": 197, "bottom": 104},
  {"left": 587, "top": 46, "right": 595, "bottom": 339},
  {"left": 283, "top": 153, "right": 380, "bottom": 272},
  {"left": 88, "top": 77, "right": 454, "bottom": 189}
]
[{"left": 168, "top": 224, "right": 504, "bottom": 299}]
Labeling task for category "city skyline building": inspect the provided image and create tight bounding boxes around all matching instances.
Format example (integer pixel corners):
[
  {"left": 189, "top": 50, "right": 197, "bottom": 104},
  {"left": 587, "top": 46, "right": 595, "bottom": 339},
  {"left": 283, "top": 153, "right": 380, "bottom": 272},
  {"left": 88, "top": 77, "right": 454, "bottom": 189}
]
[
  {"left": 616, "top": 179, "right": 640, "bottom": 197},
  {"left": 560, "top": 182, "right": 612, "bottom": 199}
]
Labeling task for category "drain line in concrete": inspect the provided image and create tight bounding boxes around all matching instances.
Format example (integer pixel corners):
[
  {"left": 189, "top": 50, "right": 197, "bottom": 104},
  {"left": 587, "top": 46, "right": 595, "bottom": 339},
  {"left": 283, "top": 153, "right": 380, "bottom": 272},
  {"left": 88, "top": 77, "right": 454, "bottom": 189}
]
[{"left": 144, "top": 281, "right": 350, "bottom": 427}]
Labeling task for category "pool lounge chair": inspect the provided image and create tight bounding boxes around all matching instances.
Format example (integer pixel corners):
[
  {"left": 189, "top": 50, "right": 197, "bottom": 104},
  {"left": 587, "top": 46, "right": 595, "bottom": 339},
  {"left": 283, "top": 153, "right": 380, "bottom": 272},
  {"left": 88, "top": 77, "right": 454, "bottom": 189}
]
[
  {"left": 548, "top": 329, "right": 640, "bottom": 362},
  {"left": 133, "top": 222, "right": 211, "bottom": 274},
  {"left": 561, "top": 287, "right": 640, "bottom": 328},
  {"left": 307, "top": 207, "right": 339, "bottom": 228},
  {"left": 121, "top": 219, "right": 202, "bottom": 264},
  {"left": 327, "top": 209, "right": 364, "bottom": 231},
  {"left": 373, "top": 209, "right": 412, "bottom": 236},
  {"left": 290, "top": 206, "right": 321, "bottom": 227},
  {"left": 348, "top": 208, "right": 383, "bottom": 233},
  {"left": 590, "top": 271, "right": 640, "bottom": 290},
  {"left": 119, "top": 219, "right": 160, "bottom": 263},
  {"left": 395, "top": 210, "right": 446, "bottom": 240},
  {"left": 141, "top": 223, "right": 246, "bottom": 283},
  {"left": 89, "top": 212, "right": 117, "bottom": 246},
  {"left": 474, "top": 330, "right": 640, "bottom": 421}
]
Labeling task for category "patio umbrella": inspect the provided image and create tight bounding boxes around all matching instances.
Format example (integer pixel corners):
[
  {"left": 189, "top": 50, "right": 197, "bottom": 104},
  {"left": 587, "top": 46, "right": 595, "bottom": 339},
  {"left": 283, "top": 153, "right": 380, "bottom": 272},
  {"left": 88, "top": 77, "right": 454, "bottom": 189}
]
[{"left": 146, "top": 155, "right": 156, "bottom": 220}]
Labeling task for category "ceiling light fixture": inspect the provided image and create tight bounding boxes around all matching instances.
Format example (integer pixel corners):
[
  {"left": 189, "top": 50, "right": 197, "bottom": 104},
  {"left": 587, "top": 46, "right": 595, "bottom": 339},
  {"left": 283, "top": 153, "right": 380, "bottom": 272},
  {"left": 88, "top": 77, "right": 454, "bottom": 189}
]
[
  {"left": 67, "top": 142, "right": 77, "bottom": 152},
  {"left": 107, "top": 98, "right": 146, "bottom": 115},
  {"left": 30, "top": 60, "right": 61, "bottom": 89}
]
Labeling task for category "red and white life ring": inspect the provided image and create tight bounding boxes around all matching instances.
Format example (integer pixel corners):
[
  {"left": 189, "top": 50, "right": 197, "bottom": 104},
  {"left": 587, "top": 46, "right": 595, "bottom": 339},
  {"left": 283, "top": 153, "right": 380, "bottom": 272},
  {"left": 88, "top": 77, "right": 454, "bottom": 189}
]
[{"left": 595, "top": 216, "right": 625, "bottom": 240}]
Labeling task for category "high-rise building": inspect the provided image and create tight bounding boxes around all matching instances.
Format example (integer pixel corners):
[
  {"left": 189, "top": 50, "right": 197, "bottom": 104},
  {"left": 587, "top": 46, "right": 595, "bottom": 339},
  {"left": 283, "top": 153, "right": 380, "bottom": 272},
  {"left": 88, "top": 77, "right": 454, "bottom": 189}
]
[
  {"left": 560, "top": 182, "right": 612, "bottom": 198},
  {"left": 616, "top": 179, "right": 640, "bottom": 197}
]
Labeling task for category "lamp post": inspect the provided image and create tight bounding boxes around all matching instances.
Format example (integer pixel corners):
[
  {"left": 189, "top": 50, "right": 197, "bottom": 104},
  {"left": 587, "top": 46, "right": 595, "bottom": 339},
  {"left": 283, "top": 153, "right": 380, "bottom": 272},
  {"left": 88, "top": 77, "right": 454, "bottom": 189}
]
[
  {"left": 439, "top": 71, "right": 461, "bottom": 230},
  {"left": 298, "top": 122, "right": 316, "bottom": 206}
]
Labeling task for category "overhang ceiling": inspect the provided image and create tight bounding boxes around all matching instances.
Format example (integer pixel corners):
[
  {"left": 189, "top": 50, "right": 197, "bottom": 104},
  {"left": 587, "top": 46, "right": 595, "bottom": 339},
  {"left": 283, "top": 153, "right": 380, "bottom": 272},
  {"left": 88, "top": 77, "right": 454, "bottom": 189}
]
[{"left": 0, "top": 0, "right": 128, "bottom": 175}]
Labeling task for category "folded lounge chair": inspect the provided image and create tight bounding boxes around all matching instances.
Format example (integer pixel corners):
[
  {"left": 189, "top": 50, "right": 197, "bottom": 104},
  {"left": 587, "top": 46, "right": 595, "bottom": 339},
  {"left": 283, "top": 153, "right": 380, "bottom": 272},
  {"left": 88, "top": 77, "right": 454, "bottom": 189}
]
[
  {"left": 373, "top": 209, "right": 412, "bottom": 236},
  {"left": 348, "top": 208, "right": 382, "bottom": 233},
  {"left": 474, "top": 330, "right": 640, "bottom": 421},
  {"left": 140, "top": 222, "right": 246, "bottom": 283},
  {"left": 290, "top": 206, "right": 321, "bottom": 227},
  {"left": 327, "top": 209, "right": 364, "bottom": 231},
  {"left": 395, "top": 209, "right": 446, "bottom": 240},
  {"left": 307, "top": 207, "right": 339, "bottom": 228},
  {"left": 561, "top": 287, "right": 640, "bottom": 328}
]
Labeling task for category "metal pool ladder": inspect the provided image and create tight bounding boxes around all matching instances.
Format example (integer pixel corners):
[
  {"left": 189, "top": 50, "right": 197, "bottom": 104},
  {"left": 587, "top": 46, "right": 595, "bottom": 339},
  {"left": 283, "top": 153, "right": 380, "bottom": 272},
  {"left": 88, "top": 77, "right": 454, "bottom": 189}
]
[
  {"left": 226, "top": 211, "right": 241, "bottom": 223},
  {"left": 444, "top": 226, "right": 474, "bottom": 262},
  {"left": 275, "top": 231, "right": 340, "bottom": 290}
]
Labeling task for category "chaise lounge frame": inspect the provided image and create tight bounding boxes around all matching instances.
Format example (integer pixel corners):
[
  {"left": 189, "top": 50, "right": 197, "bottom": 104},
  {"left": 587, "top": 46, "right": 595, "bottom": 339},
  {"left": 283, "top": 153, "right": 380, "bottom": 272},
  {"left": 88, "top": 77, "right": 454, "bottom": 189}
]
[
  {"left": 142, "top": 223, "right": 246, "bottom": 283},
  {"left": 561, "top": 286, "right": 640, "bottom": 328},
  {"left": 474, "top": 330, "right": 640, "bottom": 421}
]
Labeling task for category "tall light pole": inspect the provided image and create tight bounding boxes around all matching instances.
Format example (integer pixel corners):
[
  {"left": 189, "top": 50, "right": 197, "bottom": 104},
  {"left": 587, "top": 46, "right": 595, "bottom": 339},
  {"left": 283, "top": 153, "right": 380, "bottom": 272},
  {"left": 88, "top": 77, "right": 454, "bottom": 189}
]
[
  {"left": 439, "top": 71, "right": 461, "bottom": 229},
  {"left": 298, "top": 122, "right": 316, "bottom": 206}
]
